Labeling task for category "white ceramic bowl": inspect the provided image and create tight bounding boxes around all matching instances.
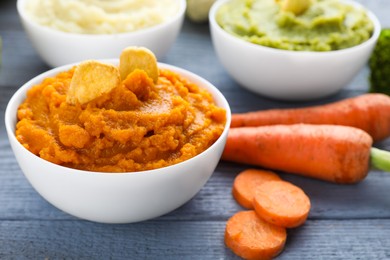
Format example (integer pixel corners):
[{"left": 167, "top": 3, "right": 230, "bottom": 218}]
[
  {"left": 209, "top": 0, "right": 381, "bottom": 101},
  {"left": 16, "top": 0, "right": 186, "bottom": 68},
  {"left": 5, "top": 61, "right": 231, "bottom": 224}
]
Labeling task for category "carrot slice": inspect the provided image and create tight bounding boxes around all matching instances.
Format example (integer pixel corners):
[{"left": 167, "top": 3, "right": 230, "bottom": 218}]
[
  {"left": 225, "top": 210, "right": 287, "bottom": 260},
  {"left": 232, "top": 169, "right": 281, "bottom": 209},
  {"left": 253, "top": 180, "right": 311, "bottom": 228}
]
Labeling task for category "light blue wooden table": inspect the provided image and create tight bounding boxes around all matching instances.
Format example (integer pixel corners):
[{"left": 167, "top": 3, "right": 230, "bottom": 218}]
[{"left": 0, "top": 0, "right": 389, "bottom": 258}]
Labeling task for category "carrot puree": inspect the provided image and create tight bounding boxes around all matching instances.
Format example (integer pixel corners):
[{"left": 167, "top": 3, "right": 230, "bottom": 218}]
[{"left": 16, "top": 68, "right": 226, "bottom": 172}]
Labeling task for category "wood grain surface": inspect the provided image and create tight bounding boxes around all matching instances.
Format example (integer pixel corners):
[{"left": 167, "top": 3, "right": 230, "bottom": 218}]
[{"left": 0, "top": 0, "right": 389, "bottom": 259}]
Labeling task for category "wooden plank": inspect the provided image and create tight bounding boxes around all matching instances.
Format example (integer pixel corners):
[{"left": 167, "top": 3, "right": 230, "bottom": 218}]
[
  {"left": 1, "top": 79, "right": 390, "bottom": 220},
  {"left": 0, "top": 219, "right": 389, "bottom": 259},
  {"left": 1, "top": 0, "right": 390, "bottom": 258},
  {"left": 1, "top": 146, "right": 390, "bottom": 221},
  {"left": 0, "top": 31, "right": 50, "bottom": 87},
  {"left": 0, "top": 1, "right": 19, "bottom": 31}
]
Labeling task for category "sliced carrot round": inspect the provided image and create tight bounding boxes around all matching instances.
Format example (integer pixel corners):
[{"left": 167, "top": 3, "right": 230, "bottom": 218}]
[
  {"left": 225, "top": 210, "right": 287, "bottom": 260},
  {"left": 232, "top": 169, "right": 281, "bottom": 209},
  {"left": 253, "top": 180, "right": 311, "bottom": 228}
]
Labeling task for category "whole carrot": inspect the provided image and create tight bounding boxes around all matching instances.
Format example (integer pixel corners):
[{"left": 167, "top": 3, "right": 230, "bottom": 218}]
[
  {"left": 231, "top": 93, "right": 390, "bottom": 142},
  {"left": 222, "top": 124, "right": 390, "bottom": 184}
]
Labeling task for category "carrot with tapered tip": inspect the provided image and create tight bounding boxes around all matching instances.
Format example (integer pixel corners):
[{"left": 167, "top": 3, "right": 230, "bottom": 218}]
[
  {"left": 231, "top": 94, "right": 390, "bottom": 142},
  {"left": 222, "top": 124, "right": 390, "bottom": 184}
]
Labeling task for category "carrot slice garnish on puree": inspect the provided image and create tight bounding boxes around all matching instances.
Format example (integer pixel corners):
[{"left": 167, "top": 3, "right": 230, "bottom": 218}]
[
  {"left": 119, "top": 46, "right": 158, "bottom": 83},
  {"left": 67, "top": 60, "right": 121, "bottom": 105},
  {"left": 67, "top": 46, "right": 159, "bottom": 106},
  {"left": 253, "top": 180, "right": 311, "bottom": 228},
  {"left": 232, "top": 169, "right": 281, "bottom": 209},
  {"left": 225, "top": 210, "right": 287, "bottom": 260}
]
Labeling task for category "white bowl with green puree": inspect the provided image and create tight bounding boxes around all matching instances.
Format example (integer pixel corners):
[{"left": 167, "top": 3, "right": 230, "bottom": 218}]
[{"left": 209, "top": 0, "right": 381, "bottom": 100}]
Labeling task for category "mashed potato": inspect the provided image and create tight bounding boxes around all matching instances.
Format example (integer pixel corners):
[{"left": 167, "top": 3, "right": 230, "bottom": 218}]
[{"left": 24, "top": 0, "right": 181, "bottom": 34}]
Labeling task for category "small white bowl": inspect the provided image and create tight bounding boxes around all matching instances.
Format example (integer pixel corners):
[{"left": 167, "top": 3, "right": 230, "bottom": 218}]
[
  {"left": 5, "top": 61, "right": 231, "bottom": 224},
  {"left": 209, "top": 0, "right": 381, "bottom": 101},
  {"left": 16, "top": 0, "right": 186, "bottom": 67}
]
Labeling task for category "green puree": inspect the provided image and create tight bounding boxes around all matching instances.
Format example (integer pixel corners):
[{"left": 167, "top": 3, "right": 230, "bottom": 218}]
[{"left": 216, "top": 0, "right": 374, "bottom": 51}]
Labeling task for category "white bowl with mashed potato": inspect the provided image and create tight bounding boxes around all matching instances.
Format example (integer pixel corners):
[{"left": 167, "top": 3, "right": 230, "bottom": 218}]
[
  {"left": 5, "top": 60, "right": 231, "bottom": 224},
  {"left": 209, "top": 0, "right": 381, "bottom": 101},
  {"left": 17, "top": 0, "right": 186, "bottom": 67}
]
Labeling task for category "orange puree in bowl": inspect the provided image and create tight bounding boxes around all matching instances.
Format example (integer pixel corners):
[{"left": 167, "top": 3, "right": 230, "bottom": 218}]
[{"left": 16, "top": 68, "right": 226, "bottom": 172}]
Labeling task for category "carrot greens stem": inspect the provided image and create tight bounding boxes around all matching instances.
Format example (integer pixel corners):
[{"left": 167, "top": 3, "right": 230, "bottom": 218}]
[{"left": 370, "top": 147, "right": 390, "bottom": 171}]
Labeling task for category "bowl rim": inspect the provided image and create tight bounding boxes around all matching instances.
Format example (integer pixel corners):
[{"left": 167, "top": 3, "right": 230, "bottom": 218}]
[
  {"left": 5, "top": 60, "right": 231, "bottom": 177},
  {"left": 16, "top": 0, "right": 186, "bottom": 38},
  {"left": 209, "top": 0, "right": 381, "bottom": 55}
]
